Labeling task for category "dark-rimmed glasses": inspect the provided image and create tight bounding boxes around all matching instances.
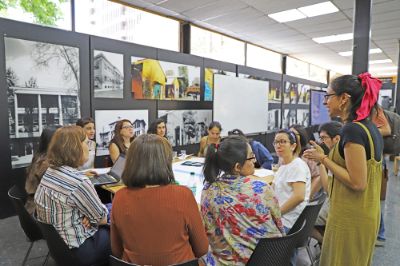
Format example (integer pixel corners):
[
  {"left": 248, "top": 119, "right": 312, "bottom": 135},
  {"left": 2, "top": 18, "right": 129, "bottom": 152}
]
[{"left": 324, "top": 93, "right": 336, "bottom": 101}]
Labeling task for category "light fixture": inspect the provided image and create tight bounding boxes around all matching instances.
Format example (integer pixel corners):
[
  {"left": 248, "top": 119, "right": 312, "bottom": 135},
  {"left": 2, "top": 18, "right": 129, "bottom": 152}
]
[
  {"left": 268, "top": 9, "right": 306, "bottom": 23},
  {"left": 338, "top": 48, "right": 382, "bottom": 56},
  {"left": 370, "top": 59, "right": 392, "bottom": 64},
  {"left": 370, "top": 66, "right": 398, "bottom": 71},
  {"left": 313, "top": 33, "right": 353, "bottom": 44},
  {"left": 298, "top": 1, "right": 339, "bottom": 17},
  {"left": 268, "top": 1, "right": 339, "bottom": 23},
  {"left": 374, "top": 72, "right": 397, "bottom": 77}
]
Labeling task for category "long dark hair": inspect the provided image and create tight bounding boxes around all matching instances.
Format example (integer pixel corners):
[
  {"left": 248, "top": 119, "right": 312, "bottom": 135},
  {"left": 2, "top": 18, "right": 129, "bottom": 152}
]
[
  {"left": 330, "top": 75, "right": 375, "bottom": 122},
  {"left": 112, "top": 119, "right": 134, "bottom": 154},
  {"left": 147, "top": 118, "right": 166, "bottom": 135},
  {"left": 289, "top": 125, "right": 309, "bottom": 156},
  {"left": 203, "top": 135, "right": 248, "bottom": 183},
  {"left": 76, "top": 117, "right": 94, "bottom": 128}
]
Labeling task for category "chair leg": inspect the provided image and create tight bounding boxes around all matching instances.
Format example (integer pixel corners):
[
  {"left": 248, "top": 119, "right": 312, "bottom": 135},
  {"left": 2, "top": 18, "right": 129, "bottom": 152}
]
[{"left": 22, "top": 242, "right": 34, "bottom": 266}]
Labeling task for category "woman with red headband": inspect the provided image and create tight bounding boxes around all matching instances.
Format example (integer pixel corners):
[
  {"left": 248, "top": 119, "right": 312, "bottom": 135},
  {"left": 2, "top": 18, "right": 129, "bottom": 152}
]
[{"left": 303, "top": 73, "right": 383, "bottom": 265}]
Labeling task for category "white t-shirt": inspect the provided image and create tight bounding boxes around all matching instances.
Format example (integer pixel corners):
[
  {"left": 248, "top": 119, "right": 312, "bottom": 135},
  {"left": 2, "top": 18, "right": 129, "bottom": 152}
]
[
  {"left": 79, "top": 140, "right": 96, "bottom": 170},
  {"left": 273, "top": 157, "right": 311, "bottom": 229}
]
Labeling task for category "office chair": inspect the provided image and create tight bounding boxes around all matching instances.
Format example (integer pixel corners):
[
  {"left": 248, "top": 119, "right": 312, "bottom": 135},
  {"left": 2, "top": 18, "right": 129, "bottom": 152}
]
[
  {"left": 8, "top": 185, "right": 43, "bottom": 265},
  {"left": 247, "top": 220, "right": 306, "bottom": 266}
]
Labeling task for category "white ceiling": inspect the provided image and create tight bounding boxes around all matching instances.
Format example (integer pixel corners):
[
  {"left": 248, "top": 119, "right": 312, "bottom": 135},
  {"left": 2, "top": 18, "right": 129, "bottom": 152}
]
[{"left": 117, "top": 0, "right": 400, "bottom": 76}]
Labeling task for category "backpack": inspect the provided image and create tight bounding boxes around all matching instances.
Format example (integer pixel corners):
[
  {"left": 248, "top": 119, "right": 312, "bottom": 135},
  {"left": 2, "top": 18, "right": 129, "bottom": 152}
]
[{"left": 382, "top": 110, "right": 400, "bottom": 154}]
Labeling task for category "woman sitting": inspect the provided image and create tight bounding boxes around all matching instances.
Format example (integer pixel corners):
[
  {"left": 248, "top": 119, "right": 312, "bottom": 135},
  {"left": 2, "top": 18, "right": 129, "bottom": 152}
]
[
  {"left": 198, "top": 121, "right": 222, "bottom": 157},
  {"left": 76, "top": 117, "right": 96, "bottom": 170},
  {"left": 111, "top": 134, "right": 208, "bottom": 266},
  {"left": 35, "top": 126, "right": 110, "bottom": 266},
  {"left": 25, "top": 125, "right": 60, "bottom": 215},
  {"left": 147, "top": 118, "right": 167, "bottom": 138},
  {"left": 273, "top": 129, "right": 311, "bottom": 231},
  {"left": 109, "top": 119, "right": 134, "bottom": 163},
  {"left": 201, "top": 135, "right": 284, "bottom": 265}
]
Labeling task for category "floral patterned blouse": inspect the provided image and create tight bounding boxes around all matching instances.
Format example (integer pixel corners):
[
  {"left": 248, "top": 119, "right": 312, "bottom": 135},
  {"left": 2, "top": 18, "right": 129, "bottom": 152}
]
[{"left": 201, "top": 174, "right": 285, "bottom": 266}]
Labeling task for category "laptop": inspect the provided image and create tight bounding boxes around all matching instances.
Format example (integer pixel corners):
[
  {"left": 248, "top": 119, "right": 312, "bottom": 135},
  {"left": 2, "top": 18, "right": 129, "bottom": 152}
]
[{"left": 90, "top": 154, "right": 126, "bottom": 186}]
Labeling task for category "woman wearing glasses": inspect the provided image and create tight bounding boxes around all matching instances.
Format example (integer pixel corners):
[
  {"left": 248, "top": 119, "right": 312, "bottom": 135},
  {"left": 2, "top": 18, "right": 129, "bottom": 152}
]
[
  {"left": 201, "top": 135, "right": 284, "bottom": 265},
  {"left": 303, "top": 74, "right": 383, "bottom": 266},
  {"left": 273, "top": 129, "right": 311, "bottom": 232},
  {"left": 109, "top": 119, "right": 135, "bottom": 163}
]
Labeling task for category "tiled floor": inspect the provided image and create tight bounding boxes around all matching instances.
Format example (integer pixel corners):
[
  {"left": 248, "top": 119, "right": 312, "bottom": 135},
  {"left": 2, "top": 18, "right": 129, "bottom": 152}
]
[{"left": 1, "top": 163, "right": 399, "bottom": 266}]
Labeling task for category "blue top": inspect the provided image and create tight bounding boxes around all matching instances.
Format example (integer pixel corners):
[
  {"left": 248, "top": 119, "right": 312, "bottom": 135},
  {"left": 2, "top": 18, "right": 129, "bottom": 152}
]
[{"left": 250, "top": 140, "right": 273, "bottom": 170}]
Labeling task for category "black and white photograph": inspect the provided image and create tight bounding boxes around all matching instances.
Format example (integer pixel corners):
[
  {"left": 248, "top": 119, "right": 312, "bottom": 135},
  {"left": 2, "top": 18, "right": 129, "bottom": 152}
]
[
  {"left": 282, "top": 109, "right": 297, "bottom": 128},
  {"left": 5, "top": 37, "right": 80, "bottom": 169},
  {"left": 95, "top": 109, "right": 148, "bottom": 156},
  {"left": 297, "top": 109, "right": 310, "bottom": 127},
  {"left": 284, "top": 82, "right": 298, "bottom": 104},
  {"left": 94, "top": 50, "right": 124, "bottom": 98},
  {"left": 158, "top": 109, "right": 212, "bottom": 147},
  {"left": 267, "top": 109, "right": 281, "bottom": 131}
]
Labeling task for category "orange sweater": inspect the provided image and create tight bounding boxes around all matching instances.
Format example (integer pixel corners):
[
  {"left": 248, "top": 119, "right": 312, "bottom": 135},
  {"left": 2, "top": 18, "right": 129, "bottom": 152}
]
[{"left": 111, "top": 184, "right": 209, "bottom": 266}]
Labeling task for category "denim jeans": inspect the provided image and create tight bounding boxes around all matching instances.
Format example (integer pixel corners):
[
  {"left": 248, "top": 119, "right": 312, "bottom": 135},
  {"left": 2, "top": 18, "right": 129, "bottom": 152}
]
[{"left": 378, "top": 211, "right": 385, "bottom": 240}]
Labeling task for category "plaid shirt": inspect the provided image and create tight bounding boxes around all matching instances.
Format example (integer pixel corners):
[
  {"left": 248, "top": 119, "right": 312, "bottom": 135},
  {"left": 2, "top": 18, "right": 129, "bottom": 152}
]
[{"left": 35, "top": 166, "right": 108, "bottom": 248}]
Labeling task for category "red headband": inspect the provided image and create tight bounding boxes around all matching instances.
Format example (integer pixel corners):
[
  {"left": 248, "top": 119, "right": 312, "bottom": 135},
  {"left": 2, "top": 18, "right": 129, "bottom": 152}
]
[{"left": 354, "top": 72, "right": 382, "bottom": 122}]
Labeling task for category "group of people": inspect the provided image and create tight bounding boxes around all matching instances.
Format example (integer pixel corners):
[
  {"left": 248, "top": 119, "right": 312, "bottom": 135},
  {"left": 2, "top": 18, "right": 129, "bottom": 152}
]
[{"left": 24, "top": 73, "right": 385, "bottom": 266}]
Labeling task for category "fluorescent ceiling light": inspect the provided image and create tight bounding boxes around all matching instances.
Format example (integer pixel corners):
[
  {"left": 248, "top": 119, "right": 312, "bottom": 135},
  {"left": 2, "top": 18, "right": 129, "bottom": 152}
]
[
  {"left": 313, "top": 33, "right": 353, "bottom": 44},
  {"left": 374, "top": 72, "right": 397, "bottom": 76},
  {"left": 268, "top": 9, "right": 306, "bottom": 23},
  {"left": 298, "top": 1, "right": 339, "bottom": 17},
  {"left": 268, "top": 1, "right": 339, "bottom": 23},
  {"left": 338, "top": 48, "right": 382, "bottom": 56},
  {"left": 370, "top": 59, "right": 392, "bottom": 64}
]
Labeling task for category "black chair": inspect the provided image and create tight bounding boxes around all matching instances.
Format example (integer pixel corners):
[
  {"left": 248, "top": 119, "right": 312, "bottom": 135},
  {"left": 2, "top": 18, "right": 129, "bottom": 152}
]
[
  {"left": 8, "top": 185, "right": 43, "bottom": 265},
  {"left": 247, "top": 220, "right": 306, "bottom": 266},
  {"left": 36, "top": 219, "right": 80, "bottom": 266},
  {"left": 288, "top": 192, "right": 327, "bottom": 265},
  {"left": 110, "top": 255, "right": 198, "bottom": 266}
]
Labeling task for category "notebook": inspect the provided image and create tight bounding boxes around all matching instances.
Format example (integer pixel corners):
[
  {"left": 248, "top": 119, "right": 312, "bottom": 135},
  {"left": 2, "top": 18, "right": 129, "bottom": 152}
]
[{"left": 90, "top": 154, "right": 126, "bottom": 186}]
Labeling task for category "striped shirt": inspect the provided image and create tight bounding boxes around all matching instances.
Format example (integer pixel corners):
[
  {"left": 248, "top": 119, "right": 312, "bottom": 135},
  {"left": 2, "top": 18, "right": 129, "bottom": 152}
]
[{"left": 34, "top": 166, "right": 108, "bottom": 248}]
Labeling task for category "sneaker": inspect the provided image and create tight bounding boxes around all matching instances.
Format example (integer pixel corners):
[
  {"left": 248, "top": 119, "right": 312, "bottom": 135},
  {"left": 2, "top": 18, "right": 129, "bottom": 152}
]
[{"left": 375, "top": 239, "right": 386, "bottom": 247}]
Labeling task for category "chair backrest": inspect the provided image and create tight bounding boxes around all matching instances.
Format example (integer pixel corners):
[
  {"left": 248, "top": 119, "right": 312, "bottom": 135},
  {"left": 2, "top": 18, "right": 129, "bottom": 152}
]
[
  {"left": 288, "top": 192, "right": 327, "bottom": 246},
  {"left": 36, "top": 219, "right": 80, "bottom": 266},
  {"left": 110, "top": 255, "right": 139, "bottom": 266},
  {"left": 109, "top": 256, "right": 198, "bottom": 266},
  {"left": 8, "top": 185, "right": 42, "bottom": 241},
  {"left": 247, "top": 220, "right": 306, "bottom": 266}
]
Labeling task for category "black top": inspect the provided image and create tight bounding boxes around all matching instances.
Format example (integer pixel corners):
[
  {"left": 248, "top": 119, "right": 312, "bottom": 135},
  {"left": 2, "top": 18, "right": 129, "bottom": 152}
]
[
  {"left": 110, "top": 139, "right": 126, "bottom": 155},
  {"left": 339, "top": 119, "right": 383, "bottom": 161}
]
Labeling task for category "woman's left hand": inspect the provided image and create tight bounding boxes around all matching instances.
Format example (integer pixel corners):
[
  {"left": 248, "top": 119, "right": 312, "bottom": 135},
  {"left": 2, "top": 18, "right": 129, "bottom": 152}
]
[{"left": 303, "top": 140, "right": 326, "bottom": 163}]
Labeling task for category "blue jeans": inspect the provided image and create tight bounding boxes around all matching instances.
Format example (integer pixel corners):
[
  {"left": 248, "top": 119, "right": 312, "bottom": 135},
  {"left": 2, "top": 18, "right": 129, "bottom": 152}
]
[{"left": 378, "top": 211, "right": 385, "bottom": 240}]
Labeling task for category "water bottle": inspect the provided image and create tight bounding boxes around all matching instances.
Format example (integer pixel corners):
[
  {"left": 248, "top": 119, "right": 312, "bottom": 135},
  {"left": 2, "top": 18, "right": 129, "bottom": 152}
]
[{"left": 188, "top": 172, "right": 197, "bottom": 196}]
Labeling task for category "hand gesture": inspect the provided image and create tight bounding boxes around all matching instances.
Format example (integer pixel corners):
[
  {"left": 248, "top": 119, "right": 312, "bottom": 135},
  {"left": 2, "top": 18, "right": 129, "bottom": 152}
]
[{"left": 303, "top": 140, "right": 326, "bottom": 163}]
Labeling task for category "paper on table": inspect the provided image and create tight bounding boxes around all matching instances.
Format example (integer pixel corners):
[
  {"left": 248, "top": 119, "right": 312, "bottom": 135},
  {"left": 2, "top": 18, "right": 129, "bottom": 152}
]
[
  {"left": 253, "top": 168, "right": 275, "bottom": 178},
  {"left": 81, "top": 167, "right": 111, "bottom": 175}
]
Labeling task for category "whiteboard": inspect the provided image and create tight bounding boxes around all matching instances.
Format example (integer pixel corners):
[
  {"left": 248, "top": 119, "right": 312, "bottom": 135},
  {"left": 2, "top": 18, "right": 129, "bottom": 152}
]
[{"left": 213, "top": 75, "right": 269, "bottom": 136}]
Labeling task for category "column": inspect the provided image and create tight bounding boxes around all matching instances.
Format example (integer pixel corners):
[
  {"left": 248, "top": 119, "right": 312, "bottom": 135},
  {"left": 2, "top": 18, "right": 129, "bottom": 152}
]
[{"left": 351, "top": 0, "right": 372, "bottom": 75}]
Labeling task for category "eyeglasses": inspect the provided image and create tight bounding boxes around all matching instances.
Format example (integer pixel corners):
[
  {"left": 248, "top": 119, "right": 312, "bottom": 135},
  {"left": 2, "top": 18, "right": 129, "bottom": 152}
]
[
  {"left": 122, "top": 125, "right": 133, "bottom": 129},
  {"left": 246, "top": 156, "right": 256, "bottom": 161},
  {"left": 323, "top": 93, "right": 336, "bottom": 101},
  {"left": 319, "top": 136, "right": 332, "bottom": 141},
  {"left": 273, "top": 140, "right": 289, "bottom": 146}
]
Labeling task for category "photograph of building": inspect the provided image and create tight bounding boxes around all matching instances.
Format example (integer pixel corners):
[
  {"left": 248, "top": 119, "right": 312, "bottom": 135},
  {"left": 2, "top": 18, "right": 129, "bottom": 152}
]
[
  {"left": 297, "top": 84, "right": 311, "bottom": 104},
  {"left": 297, "top": 109, "right": 310, "bottom": 127},
  {"left": 158, "top": 109, "right": 212, "bottom": 147},
  {"left": 94, "top": 50, "right": 124, "bottom": 98},
  {"left": 95, "top": 109, "right": 148, "bottom": 156},
  {"left": 284, "top": 82, "right": 298, "bottom": 104},
  {"left": 131, "top": 57, "right": 201, "bottom": 101},
  {"left": 282, "top": 109, "right": 297, "bottom": 128},
  {"left": 267, "top": 109, "right": 281, "bottom": 131},
  {"left": 5, "top": 37, "right": 80, "bottom": 169}
]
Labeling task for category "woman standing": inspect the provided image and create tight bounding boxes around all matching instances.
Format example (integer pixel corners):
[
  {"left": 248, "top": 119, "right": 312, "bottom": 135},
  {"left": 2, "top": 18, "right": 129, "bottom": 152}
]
[
  {"left": 109, "top": 119, "right": 134, "bottom": 163},
  {"left": 201, "top": 135, "right": 284, "bottom": 265},
  {"left": 76, "top": 117, "right": 96, "bottom": 170},
  {"left": 304, "top": 73, "right": 383, "bottom": 265}
]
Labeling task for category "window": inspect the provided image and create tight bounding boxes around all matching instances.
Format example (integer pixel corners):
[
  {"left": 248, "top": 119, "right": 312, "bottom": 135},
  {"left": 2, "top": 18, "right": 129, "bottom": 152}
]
[
  {"left": 309, "top": 64, "right": 327, "bottom": 83},
  {"left": 191, "top": 26, "right": 245, "bottom": 65},
  {"left": 286, "top": 57, "right": 310, "bottom": 80},
  {"left": 246, "top": 44, "right": 281, "bottom": 73},
  {"left": 75, "top": 0, "right": 179, "bottom": 51},
  {"left": 0, "top": 0, "right": 71, "bottom": 30}
]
